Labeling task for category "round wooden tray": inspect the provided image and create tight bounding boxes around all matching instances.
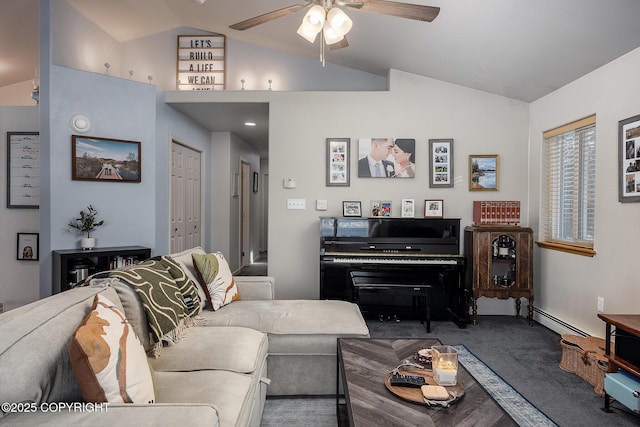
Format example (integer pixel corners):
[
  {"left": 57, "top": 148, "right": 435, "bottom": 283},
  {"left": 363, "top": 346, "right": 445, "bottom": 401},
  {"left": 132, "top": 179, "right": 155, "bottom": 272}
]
[{"left": 384, "top": 368, "right": 465, "bottom": 405}]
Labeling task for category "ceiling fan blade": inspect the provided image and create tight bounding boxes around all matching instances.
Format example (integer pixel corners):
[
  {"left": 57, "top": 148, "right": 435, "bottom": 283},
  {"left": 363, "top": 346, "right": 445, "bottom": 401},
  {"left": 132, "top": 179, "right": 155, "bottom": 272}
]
[
  {"left": 338, "top": 1, "right": 364, "bottom": 9},
  {"left": 229, "top": 3, "right": 310, "bottom": 31},
  {"left": 329, "top": 37, "right": 349, "bottom": 50},
  {"left": 358, "top": 0, "right": 440, "bottom": 22}
]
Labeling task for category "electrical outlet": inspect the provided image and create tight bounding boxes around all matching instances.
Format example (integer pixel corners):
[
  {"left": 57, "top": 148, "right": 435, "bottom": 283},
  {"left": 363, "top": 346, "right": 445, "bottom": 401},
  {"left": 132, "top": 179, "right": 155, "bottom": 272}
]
[
  {"left": 287, "top": 199, "right": 306, "bottom": 210},
  {"left": 597, "top": 297, "right": 604, "bottom": 312}
]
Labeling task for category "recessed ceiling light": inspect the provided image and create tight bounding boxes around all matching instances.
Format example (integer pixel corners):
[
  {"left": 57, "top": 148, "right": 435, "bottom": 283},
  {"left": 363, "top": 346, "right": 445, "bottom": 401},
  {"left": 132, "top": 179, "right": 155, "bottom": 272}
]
[{"left": 244, "top": 122, "right": 257, "bottom": 127}]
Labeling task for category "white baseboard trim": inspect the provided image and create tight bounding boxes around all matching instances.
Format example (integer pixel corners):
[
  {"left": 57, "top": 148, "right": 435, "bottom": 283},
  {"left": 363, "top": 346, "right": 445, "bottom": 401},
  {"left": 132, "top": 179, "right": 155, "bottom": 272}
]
[{"left": 534, "top": 308, "right": 589, "bottom": 337}]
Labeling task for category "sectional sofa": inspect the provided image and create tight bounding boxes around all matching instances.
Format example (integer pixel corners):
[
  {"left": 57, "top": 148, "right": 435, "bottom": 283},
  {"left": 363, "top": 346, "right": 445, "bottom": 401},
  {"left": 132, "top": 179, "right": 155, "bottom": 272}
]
[{"left": 0, "top": 247, "right": 369, "bottom": 426}]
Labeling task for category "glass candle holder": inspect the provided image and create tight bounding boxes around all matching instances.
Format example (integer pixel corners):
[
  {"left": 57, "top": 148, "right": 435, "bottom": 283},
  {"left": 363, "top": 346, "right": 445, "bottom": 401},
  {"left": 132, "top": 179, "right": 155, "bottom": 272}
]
[{"left": 431, "top": 345, "right": 458, "bottom": 386}]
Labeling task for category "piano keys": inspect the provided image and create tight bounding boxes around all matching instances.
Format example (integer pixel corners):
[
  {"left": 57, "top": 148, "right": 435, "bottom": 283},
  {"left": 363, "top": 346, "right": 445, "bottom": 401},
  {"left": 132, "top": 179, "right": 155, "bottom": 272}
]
[{"left": 319, "top": 217, "right": 469, "bottom": 328}]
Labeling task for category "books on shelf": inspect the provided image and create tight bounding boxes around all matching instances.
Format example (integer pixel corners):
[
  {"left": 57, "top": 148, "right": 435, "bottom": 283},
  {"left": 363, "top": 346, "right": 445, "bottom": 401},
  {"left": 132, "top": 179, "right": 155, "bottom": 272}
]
[
  {"left": 472, "top": 201, "right": 520, "bottom": 226},
  {"left": 109, "top": 256, "right": 140, "bottom": 269}
]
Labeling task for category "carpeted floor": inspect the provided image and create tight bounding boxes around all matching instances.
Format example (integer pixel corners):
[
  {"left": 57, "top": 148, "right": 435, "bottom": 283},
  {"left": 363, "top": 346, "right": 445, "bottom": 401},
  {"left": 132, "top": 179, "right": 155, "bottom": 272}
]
[{"left": 261, "top": 316, "right": 640, "bottom": 426}]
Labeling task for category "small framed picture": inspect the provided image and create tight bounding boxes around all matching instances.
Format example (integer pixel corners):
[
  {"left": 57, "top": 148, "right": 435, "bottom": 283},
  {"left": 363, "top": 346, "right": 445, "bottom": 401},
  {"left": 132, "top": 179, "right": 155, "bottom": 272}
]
[
  {"left": 326, "top": 138, "right": 350, "bottom": 186},
  {"left": 424, "top": 200, "right": 444, "bottom": 218},
  {"left": 401, "top": 199, "right": 415, "bottom": 217},
  {"left": 253, "top": 172, "right": 259, "bottom": 193},
  {"left": 342, "top": 201, "right": 362, "bottom": 217},
  {"left": 469, "top": 154, "right": 499, "bottom": 191},
  {"left": 619, "top": 114, "right": 640, "bottom": 202},
  {"left": 17, "top": 232, "right": 39, "bottom": 261},
  {"left": 371, "top": 200, "right": 392, "bottom": 217}
]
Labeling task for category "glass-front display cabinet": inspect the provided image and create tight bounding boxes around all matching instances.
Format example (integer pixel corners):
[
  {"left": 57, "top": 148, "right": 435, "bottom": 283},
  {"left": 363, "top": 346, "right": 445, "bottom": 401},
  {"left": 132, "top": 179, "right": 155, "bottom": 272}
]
[{"left": 464, "top": 226, "right": 533, "bottom": 325}]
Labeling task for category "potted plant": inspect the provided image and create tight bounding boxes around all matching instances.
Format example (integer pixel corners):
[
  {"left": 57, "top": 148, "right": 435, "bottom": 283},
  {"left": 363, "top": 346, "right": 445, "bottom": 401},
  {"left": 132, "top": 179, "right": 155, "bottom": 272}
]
[{"left": 68, "top": 205, "right": 105, "bottom": 250}]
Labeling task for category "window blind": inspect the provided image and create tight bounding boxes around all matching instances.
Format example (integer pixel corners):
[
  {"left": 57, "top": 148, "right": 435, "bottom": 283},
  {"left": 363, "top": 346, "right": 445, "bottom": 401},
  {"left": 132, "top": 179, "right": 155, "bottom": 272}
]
[{"left": 542, "top": 115, "right": 596, "bottom": 248}]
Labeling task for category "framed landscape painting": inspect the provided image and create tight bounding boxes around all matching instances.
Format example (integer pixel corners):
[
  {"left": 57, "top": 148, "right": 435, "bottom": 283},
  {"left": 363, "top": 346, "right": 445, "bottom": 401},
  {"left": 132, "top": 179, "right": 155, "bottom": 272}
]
[
  {"left": 72, "top": 135, "right": 141, "bottom": 183},
  {"left": 469, "top": 154, "right": 498, "bottom": 191}
]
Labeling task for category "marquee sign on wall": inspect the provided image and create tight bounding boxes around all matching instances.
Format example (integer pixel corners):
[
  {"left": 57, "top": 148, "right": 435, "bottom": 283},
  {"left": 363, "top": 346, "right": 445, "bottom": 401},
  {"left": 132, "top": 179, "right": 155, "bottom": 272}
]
[{"left": 176, "top": 34, "right": 226, "bottom": 90}]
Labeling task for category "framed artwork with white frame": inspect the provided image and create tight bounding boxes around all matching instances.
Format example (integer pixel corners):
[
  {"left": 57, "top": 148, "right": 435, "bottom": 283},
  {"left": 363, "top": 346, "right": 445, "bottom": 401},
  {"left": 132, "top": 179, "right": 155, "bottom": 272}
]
[
  {"left": 401, "top": 199, "right": 415, "bottom": 217},
  {"left": 424, "top": 199, "right": 444, "bottom": 218}
]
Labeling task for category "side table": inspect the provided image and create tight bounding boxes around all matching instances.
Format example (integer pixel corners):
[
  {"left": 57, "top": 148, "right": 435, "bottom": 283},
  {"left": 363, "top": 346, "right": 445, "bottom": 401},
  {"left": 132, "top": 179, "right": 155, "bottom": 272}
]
[{"left": 597, "top": 313, "right": 640, "bottom": 412}]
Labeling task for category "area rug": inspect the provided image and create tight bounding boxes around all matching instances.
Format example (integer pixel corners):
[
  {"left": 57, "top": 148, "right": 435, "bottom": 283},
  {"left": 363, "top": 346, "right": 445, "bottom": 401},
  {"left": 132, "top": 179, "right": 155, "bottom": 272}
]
[
  {"left": 453, "top": 344, "right": 557, "bottom": 427},
  {"left": 261, "top": 346, "right": 558, "bottom": 427}
]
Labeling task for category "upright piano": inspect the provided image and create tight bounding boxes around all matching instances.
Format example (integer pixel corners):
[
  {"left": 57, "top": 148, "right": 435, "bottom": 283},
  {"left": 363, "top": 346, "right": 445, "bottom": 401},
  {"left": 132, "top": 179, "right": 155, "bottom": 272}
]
[{"left": 320, "top": 217, "right": 468, "bottom": 328}]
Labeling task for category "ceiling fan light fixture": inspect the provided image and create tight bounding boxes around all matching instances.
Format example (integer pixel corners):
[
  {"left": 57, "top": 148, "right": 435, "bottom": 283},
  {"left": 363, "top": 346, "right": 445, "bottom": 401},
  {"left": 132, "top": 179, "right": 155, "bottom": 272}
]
[
  {"left": 306, "top": 5, "right": 326, "bottom": 26},
  {"left": 323, "top": 25, "right": 344, "bottom": 45},
  {"left": 297, "top": 21, "right": 321, "bottom": 43},
  {"left": 326, "top": 7, "right": 352, "bottom": 36},
  {"left": 297, "top": 5, "right": 325, "bottom": 43}
]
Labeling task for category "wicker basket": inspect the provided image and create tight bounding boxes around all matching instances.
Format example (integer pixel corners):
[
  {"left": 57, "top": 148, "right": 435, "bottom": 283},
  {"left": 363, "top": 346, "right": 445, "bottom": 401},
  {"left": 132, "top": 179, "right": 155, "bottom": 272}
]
[{"left": 559, "top": 334, "right": 612, "bottom": 396}]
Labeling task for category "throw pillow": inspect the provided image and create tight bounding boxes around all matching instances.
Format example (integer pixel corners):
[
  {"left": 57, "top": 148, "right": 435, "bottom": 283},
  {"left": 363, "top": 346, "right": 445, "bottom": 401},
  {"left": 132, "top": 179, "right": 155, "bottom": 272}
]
[
  {"left": 192, "top": 252, "right": 241, "bottom": 310},
  {"left": 69, "top": 293, "right": 155, "bottom": 403},
  {"left": 160, "top": 255, "right": 202, "bottom": 317}
]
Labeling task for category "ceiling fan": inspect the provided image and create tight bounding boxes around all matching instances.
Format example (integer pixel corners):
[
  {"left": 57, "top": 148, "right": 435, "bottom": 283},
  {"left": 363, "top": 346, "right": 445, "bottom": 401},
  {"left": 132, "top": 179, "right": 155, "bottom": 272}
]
[{"left": 229, "top": 0, "right": 440, "bottom": 52}]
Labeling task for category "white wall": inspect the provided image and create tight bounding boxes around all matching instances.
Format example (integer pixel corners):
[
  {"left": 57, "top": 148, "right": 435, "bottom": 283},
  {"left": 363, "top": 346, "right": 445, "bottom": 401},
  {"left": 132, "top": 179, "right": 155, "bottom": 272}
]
[
  {"left": 207, "top": 131, "right": 261, "bottom": 271},
  {"left": 265, "top": 69, "right": 530, "bottom": 300},
  {"left": 529, "top": 47, "right": 640, "bottom": 337},
  {"left": 0, "top": 107, "right": 40, "bottom": 310},
  {"left": 0, "top": 80, "right": 38, "bottom": 106}
]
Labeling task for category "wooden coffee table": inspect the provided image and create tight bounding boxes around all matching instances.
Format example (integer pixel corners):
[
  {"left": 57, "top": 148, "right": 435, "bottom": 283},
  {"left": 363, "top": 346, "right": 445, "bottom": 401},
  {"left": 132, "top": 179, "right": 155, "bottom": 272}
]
[{"left": 337, "top": 338, "right": 517, "bottom": 426}]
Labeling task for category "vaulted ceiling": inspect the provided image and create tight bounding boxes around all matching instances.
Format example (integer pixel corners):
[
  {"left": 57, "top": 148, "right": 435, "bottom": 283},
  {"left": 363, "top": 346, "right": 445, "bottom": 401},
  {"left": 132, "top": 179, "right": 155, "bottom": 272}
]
[{"left": 3, "top": 0, "right": 640, "bottom": 156}]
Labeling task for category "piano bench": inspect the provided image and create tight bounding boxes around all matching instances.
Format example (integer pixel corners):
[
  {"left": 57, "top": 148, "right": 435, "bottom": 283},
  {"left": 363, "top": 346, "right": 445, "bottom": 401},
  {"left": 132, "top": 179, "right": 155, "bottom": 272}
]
[{"left": 350, "top": 271, "right": 432, "bottom": 332}]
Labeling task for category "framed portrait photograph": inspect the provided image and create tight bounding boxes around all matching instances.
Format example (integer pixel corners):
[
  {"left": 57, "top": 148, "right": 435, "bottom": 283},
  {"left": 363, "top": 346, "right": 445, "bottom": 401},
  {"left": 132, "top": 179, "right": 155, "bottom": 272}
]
[
  {"left": 17, "top": 232, "right": 39, "bottom": 261},
  {"left": 72, "top": 135, "right": 141, "bottom": 183},
  {"left": 429, "top": 139, "right": 453, "bottom": 188},
  {"left": 358, "top": 138, "right": 415, "bottom": 178},
  {"left": 343, "top": 201, "right": 362, "bottom": 217},
  {"left": 424, "top": 199, "right": 444, "bottom": 218},
  {"left": 7, "top": 132, "right": 40, "bottom": 209},
  {"left": 326, "top": 138, "right": 350, "bottom": 186},
  {"left": 469, "top": 154, "right": 499, "bottom": 191},
  {"left": 619, "top": 114, "right": 640, "bottom": 202},
  {"left": 401, "top": 199, "right": 415, "bottom": 217},
  {"left": 371, "top": 200, "right": 392, "bottom": 217}
]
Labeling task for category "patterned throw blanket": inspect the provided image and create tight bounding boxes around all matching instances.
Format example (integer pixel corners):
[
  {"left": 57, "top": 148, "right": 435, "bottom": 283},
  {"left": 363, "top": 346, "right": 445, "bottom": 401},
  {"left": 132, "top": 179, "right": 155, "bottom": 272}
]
[{"left": 109, "top": 256, "right": 203, "bottom": 357}]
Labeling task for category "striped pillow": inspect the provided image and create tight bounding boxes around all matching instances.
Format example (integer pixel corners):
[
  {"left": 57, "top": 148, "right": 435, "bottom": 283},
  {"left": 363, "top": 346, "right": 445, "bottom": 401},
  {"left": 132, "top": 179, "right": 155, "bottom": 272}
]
[
  {"left": 192, "top": 252, "right": 241, "bottom": 310},
  {"left": 69, "top": 294, "right": 155, "bottom": 403}
]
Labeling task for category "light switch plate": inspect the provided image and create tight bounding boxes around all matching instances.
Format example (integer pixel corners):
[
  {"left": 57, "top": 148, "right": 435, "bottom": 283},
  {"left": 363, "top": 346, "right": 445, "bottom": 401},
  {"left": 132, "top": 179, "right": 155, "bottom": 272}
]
[
  {"left": 316, "top": 199, "right": 328, "bottom": 210},
  {"left": 287, "top": 199, "right": 306, "bottom": 210}
]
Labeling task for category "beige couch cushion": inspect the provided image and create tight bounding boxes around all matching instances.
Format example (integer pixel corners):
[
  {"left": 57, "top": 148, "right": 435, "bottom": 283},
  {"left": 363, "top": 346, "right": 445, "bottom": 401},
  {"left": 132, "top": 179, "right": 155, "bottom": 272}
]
[
  {"left": 150, "top": 326, "right": 268, "bottom": 374},
  {"left": 199, "top": 299, "right": 370, "bottom": 354},
  {"left": 154, "top": 370, "right": 258, "bottom": 427},
  {"left": 0, "top": 404, "right": 220, "bottom": 426}
]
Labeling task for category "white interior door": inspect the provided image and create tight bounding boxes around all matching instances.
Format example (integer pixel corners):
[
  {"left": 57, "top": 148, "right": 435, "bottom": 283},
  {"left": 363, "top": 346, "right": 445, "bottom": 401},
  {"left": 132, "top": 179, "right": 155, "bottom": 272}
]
[{"left": 171, "top": 141, "right": 201, "bottom": 253}]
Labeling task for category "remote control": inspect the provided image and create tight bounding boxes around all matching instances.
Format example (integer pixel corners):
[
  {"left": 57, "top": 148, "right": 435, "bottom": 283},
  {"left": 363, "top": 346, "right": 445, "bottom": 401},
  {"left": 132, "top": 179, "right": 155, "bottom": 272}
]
[{"left": 390, "top": 373, "right": 426, "bottom": 388}]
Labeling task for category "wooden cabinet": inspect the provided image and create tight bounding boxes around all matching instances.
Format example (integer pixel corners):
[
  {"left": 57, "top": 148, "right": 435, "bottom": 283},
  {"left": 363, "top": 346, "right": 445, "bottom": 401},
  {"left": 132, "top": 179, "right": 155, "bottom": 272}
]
[
  {"left": 464, "top": 226, "right": 533, "bottom": 325},
  {"left": 52, "top": 246, "right": 151, "bottom": 294}
]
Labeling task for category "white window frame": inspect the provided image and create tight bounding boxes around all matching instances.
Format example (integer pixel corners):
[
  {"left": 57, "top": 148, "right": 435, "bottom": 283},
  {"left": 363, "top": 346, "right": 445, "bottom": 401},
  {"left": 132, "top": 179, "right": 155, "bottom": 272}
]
[{"left": 538, "top": 115, "right": 596, "bottom": 257}]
